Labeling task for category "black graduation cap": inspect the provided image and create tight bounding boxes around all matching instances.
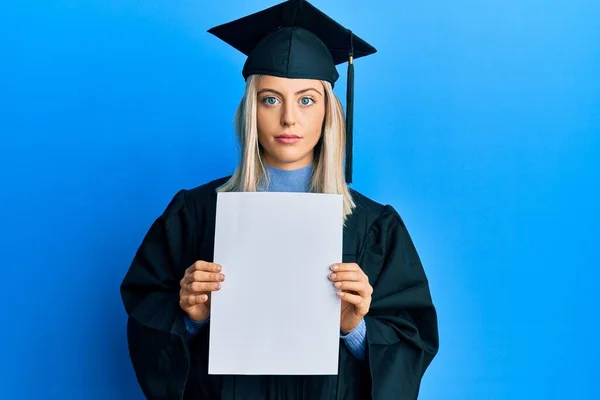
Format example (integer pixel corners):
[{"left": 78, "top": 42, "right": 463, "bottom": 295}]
[{"left": 208, "top": 0, "right": 377, "bottom": 183}]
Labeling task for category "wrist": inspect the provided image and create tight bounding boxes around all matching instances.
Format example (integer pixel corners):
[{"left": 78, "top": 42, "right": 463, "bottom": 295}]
[
  {"left": 341, "top": 318, "right": 366, "bottom": 338},
  {"left": 187, "top": 312, "right": 210, "bottom": 323},
  {"left": 340, "top": 319, "right": 361, "bottom": 335}
]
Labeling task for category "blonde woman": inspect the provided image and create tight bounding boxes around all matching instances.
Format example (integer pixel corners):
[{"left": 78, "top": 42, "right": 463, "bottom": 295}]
[{"left": 120, "top": 1, "right": 439, "bottom": 399}]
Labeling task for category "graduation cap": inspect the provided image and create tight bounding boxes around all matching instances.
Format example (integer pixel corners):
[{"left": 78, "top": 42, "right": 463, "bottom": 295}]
[{"left": 208, "top": 0, "right": 377, "bottom": 183}]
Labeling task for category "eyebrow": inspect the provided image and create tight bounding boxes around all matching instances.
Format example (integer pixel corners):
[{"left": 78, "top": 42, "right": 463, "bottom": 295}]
[{"left": 257, "top": 87, "right": 323, "bottom": 97}]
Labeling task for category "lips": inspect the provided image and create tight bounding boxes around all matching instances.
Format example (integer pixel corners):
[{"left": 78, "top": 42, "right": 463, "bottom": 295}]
[
  {"left": 275, "top": 134, "right": 302, "bottom": 144},
  {"left": 275, "top": 134, "right": 301, "bottom": 139}
]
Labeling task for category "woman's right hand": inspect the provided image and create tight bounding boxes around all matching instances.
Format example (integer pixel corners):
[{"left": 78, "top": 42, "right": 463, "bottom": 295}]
[{"left": 179, "top": 261, "right": 225, "bottom": 322}]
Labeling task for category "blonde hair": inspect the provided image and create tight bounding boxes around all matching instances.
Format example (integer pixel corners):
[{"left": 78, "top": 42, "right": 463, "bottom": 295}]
[{"left": 218, "top": 74, "right": 356, "bottom": 218}]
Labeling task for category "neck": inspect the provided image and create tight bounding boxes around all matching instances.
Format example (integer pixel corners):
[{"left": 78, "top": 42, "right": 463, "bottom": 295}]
[{"left": 259, "top": 161, "right": 313, "bottom": 192}]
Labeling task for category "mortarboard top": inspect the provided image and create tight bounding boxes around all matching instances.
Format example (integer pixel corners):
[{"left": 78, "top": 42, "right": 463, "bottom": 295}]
[{"left": 208, "top": 0, "right": 377, "bottom": 183}]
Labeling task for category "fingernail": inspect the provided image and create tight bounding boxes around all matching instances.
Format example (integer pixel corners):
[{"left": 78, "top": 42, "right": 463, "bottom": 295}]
[
  {"left": 215, "top": 283, "right": 221, "bottom": 290},
  {"left": 334, "top": 282, "right": 341, "bottom": 288},
  {"left": 329, "top": 273, "right": 336, "bottom": 279},
  {"left": 331, "top": 264, "right": 339, "bottom": 271},
  {"left": 218, "top": 274, "right": 224, "bottom": 280},
  {"left": 216, "top": 265, "right": 222, "bottom": 272},
  {"left": 337, "top": 291, "right": 344, "bottom": 297}
]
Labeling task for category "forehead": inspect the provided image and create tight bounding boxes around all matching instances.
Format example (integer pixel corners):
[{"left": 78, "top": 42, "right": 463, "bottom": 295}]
[{"left": 256, "top": 75, "right": 323, "bottom": 93}]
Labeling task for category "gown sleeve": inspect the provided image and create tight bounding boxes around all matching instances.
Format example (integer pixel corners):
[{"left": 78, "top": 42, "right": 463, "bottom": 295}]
[
  {"left": 359, "top": 205, "right": 439, "bottom": 400},
  {"left": 119, "top": 189, "right": 197, "bottom": 399}
]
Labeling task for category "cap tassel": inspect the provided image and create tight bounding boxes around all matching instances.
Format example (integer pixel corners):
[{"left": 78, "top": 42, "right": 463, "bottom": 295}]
[{"left": 345, "top": 31, "right": 355, "bottom": 184}]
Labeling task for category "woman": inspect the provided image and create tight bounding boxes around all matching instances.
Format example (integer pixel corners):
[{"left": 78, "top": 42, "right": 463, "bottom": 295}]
[{"left": 120, "top": 1, "right": 439, "bottom": 399}]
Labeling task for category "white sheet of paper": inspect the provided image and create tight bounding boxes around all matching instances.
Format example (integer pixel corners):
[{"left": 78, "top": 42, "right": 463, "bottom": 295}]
[{"left": 208, "top": 192, "right": 343, "bottom": 375}]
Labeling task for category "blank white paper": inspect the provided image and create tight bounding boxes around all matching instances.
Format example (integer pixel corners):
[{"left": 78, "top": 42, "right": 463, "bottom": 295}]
[{"left": 208, "top": 192, "right": 343, "bottom": 375}]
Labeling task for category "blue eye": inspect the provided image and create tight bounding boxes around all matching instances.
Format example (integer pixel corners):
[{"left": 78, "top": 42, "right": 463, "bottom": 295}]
[
  {"left": 300, "top": 97, "right": 315, "bottom": 106},
  {"left": 262, "top": 96, "right": 279, "bottom": 105}
]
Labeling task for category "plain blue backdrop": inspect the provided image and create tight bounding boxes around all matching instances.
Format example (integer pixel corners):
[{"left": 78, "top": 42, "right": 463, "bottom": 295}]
[{"left": 1, "top": 0, "right": 598, "bottom": 399}]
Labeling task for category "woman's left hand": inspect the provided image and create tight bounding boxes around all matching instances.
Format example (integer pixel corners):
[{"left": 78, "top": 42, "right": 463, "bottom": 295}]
[{"left": 329, "top": 263, "right": 373, "bottom": 334}]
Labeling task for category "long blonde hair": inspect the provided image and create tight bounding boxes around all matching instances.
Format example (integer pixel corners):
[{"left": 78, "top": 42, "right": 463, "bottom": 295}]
[{"left": 217, "top": 74, "right": 356, "bottom": 218}]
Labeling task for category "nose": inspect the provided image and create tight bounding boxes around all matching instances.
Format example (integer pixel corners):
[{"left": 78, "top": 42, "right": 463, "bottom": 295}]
[{"left": 280, "top": 101, "right": 296, "bottom": 127}]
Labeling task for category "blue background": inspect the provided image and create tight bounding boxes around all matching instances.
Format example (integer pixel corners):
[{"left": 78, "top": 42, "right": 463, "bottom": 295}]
[{"left": 1, "top": 0, "right": 598, "bottom": 399}]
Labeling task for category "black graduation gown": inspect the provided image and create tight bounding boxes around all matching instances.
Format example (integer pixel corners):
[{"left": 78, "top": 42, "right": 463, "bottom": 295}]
[{"left": 120, "top": 177, "right": 439, "bottom": 400}]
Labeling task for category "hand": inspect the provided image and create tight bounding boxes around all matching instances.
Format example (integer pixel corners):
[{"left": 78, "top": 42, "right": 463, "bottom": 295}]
[
  {"left": 179, "top": 261, "right": 225, "bottom": 322},
  {"left": 329, "top": 263, "right": 373, "bottom": 334}
]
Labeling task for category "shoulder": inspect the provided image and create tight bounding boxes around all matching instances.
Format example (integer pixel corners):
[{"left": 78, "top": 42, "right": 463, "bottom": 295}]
[
  {"left": 161, "top": 176, "right": 231, "bottom": 219},
  {"left": 346, "top": 188, "right": 414, "bottom": 249},
  {"left": 349, "top": 188, "right": 385, "bottom": 217},
  {"left": 185, "top": 176, "right": 231, "bottom": 203},
  {"left": 349, "top": 188, "right": 402, "bottom": 226}
]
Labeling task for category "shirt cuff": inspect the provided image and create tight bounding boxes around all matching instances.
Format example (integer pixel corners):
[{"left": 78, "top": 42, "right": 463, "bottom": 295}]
[
  {"left": 340, "top": 318, "right": 367, "bottom": 362},
  {"left": 184, "top": 315, "right": 210, "bottom": 338}
]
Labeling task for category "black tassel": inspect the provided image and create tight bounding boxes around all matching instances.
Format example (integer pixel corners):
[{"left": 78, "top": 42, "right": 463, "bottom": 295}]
[{"left": 345, "top": 31, "right": 354, "bottom": 184}]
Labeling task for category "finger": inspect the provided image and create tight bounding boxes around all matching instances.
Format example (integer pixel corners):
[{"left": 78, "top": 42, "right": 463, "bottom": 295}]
[
  {"left": 328, "top": 271, "right": 362, "bottom": 282},
  {"left": 331, "top": 263, "right": 369, "bottom": 283},
  {"left": 186, "top": 293, "right": 209, "bottom": 306},
  {"left": 337, "top": 291, "right": 371, "bottom": 315},
  {"left": 186, "top": 281, "right": 221, "bottom": 293},
  {"left": 330, "top": 263, "right": 360, "bottom": 272},
  {"left": 181, "top": 262, "right": 223, "bottom": 287},
  {"left": 185, "top": 261, "right": 222, "bottom": 275},
  {"left": 332, "top": 280, "right": 372, "bottom": 296},
  {"left": 184, "top": 270, "right": 225, "bottom": 285},
  {"left": 337, "top": 290, "right": 363, "bottom": 305},
  {"left": 180, "top": 293, "right": 208, "bottom": 309}
]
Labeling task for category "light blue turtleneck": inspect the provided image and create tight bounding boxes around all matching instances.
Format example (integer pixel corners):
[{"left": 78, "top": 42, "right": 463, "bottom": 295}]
[
  {"left": 258, "top": 162, "right": 314, "bottom": 192},
  {"left": 185, "top": 162, "right": 367, "bottom": 362}
]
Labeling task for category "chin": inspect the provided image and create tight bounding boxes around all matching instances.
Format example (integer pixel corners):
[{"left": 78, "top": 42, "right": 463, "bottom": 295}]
[{"left": 264, "top": 146, "right": 312, "bottom": 167}]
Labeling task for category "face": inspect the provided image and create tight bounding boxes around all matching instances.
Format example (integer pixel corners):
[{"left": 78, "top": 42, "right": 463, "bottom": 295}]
[{"left": 255, "top": 75, "right": 326, "bottom": 170}]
